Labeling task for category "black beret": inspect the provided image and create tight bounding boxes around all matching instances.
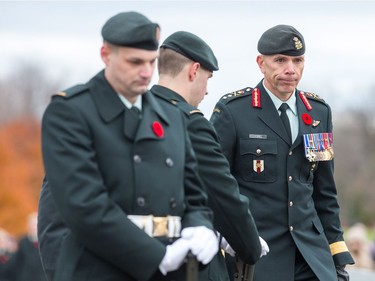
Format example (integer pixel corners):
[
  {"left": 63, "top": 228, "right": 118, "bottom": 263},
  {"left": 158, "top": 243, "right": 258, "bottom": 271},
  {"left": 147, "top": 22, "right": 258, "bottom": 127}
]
[
  {"left": 161, "top": 31, "right": 219, "bottom": 72},
  {"left": 101, "top": 11, "right": 160, "bottom": 50},
  {"left": 257, "top": 24, "right": 305, "bottom": 56}
]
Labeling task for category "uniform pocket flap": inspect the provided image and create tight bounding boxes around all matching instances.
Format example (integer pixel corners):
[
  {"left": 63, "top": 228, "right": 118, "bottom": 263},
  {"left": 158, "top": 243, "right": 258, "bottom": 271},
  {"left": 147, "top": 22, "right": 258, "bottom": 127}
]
[{"left": 240, "top": 139, "right": 277, "bottom": 156}]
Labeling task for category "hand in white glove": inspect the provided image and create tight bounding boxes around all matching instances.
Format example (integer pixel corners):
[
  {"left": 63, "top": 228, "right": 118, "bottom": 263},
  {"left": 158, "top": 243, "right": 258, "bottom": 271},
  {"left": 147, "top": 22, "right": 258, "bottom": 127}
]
[
  {"left": 220, "top": 236, "right": 236, "bottom": 257},
  {"left": 259, "top": 236, "right": 269, "bottom": 258},
  {"left": 181, "top": 226, "right": 219, "bottom": 264},
  {"left": 158, "top": 238, "right": 190, "bottom": 275}
]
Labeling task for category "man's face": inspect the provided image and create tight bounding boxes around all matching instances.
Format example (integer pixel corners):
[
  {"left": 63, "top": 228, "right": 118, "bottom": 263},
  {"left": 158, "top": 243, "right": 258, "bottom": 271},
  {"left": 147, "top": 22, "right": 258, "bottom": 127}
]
[
  {"left": 257, "top": 54, "right": 304, "bottom": 100},
  {"left": 102, "top": 44, "right": 159, "bottom": 101}
]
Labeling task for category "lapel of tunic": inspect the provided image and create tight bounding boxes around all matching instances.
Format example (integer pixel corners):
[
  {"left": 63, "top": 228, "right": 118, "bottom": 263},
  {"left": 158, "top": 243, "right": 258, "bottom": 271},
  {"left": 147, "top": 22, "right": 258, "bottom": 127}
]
[
  {"left": 88, "top": 71, "right": 125, "bottom": 123},
  {"left": 134, "top": 91, "right": 171, "bottom": 142}
]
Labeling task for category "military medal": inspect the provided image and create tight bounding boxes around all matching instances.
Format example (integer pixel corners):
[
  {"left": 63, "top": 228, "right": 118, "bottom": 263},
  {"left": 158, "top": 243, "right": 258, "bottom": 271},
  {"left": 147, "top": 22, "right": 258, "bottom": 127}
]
[
  {"left": 253, "top": 160, "right": 264, "bottom": 173},
  {"left": 303, "top": 133, "right": 334, "bottom": 162}
]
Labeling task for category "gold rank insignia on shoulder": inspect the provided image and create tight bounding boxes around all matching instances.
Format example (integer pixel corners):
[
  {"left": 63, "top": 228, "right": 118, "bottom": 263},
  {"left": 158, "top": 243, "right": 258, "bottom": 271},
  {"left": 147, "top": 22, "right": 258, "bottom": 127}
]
[
  {"left": 303, "top": 133, "right": 334, "bottom": 162},
  {"left": 304, "top": 91, "right": 325, "bottom": 102},
  {"left": 55, "top": 92, "right": 67, "bottom": 97},
  {"left": 189, "top": 109, "right": 202, "bottom": 115},
  {"left": 222, "top": 87, "right": 251, "bottom": 100},
  {"left": 213, "top": 107, "right": 221, "bottom": 114}
]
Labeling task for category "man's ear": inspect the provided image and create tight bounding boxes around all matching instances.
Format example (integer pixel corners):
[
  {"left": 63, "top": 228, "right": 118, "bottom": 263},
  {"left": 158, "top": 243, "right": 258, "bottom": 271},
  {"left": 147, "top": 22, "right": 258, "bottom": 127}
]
[
  {"left": 100, "top": 43, "right": 111, "bottom": 65},
  {"left": 188, "top": 62, "right": 201, "bottom": 81},
  {"left": 256, "top": 55, "right": 265, "bottom": 74}
]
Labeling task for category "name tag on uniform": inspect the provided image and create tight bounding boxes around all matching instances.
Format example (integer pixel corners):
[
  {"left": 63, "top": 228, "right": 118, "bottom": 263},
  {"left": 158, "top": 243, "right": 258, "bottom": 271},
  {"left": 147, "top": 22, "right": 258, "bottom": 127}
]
[
  {"left": 249, "top": 134, "right": 267, "bottom": 139},
  {"left": 303, "top": 133, "right": 334, "bottom": 162}
]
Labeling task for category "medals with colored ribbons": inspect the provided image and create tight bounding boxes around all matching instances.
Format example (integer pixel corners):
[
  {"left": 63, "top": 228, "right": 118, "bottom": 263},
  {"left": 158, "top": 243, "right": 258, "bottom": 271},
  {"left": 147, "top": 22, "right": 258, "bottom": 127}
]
[{"left": 303, "top": 133, "right": 334, "bottom": 162}]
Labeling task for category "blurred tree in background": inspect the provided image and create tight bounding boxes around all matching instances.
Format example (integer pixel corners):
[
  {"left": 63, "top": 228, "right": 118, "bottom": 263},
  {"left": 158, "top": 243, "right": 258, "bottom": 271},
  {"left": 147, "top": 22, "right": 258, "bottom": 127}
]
[
  {"left": 0, "top": 63, "right": 61, "bottom": 236},
  {"left": 0, "top": 63, "right": 374, "bottom": 236},
  {"left": 334, "top": 103, "right": 375, "bottom": 227},
  {"left": 0, "top": 119, "right": 43, "bottom": 235}
]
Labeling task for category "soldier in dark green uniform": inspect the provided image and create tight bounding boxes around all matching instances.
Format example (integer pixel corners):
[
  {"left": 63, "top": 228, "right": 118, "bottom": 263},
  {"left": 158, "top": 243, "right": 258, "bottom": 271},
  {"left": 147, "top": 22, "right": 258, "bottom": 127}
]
[
  {"left": 210, "top": 25, "right": 354, "bottom": 281},
  {"left": 151, "top": 31, "right": 269, "bottom": 281},
  {"left": 38, "top": 12, "right": 219, "bottom": 281}
]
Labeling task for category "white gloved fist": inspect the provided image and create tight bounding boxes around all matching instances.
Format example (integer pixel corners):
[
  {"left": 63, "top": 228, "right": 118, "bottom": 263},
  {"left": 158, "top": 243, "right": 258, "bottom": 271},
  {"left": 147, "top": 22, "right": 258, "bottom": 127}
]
[
  {"left": 159, "top": 238, "right": 190, "bottom": 275},
  {"left": 181, "top": 226, "right": 219, "bottom": 264},
  {"left": 259, "top": 236, "right": 269, "bottom": 258},
  {"left": 220, "top": 236, "right": 236, "bottom": 257}
]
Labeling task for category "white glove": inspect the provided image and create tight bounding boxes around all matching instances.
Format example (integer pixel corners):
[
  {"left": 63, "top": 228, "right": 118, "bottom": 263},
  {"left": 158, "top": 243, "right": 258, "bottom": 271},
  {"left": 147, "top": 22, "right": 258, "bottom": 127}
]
[
  {"left": 158, "top": 238, "right": 190, "bottom": 275},
  {"left": 181, "top": 226, "right": 219, "bottom": 264},
  {"left": 220, "top": 236, "right": 236, "bottom": 257},
  {"left": 259, "top": 236, "right": 269, "bottom": 258}
]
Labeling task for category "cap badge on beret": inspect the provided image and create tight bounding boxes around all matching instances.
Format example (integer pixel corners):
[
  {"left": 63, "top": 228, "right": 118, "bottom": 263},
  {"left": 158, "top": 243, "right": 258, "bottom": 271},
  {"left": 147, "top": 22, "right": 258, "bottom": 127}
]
[
  {"left": 293, "top": 37, "right": 303, "bottom": 50},
  {"left": 257, "top": 24, "right": 305, "bottom": 56}
]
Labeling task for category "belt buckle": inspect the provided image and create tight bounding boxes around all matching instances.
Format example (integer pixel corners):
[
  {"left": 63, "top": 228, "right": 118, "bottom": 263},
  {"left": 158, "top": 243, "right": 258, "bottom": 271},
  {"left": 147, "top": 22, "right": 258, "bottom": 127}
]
[{"left": 152, "top": 217, "right": 169, "bottom": 237}]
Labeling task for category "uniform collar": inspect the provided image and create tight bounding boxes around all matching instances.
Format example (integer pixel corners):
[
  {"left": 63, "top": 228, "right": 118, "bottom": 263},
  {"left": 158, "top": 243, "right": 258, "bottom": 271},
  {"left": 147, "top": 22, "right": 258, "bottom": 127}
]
[
  {"left": 151, "top": 84, "right": 186, "bottom": 103},
  {"left": 118, "top": 94, "right": 143, "bottom": 111}
]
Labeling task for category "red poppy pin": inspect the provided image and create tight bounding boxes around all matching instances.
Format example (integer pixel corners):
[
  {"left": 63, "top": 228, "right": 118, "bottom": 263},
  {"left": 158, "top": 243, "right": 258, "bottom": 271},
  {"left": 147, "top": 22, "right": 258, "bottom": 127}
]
[
  {"left": 152, "top": 121, "right": 164, "bottom": 137},
  {"left": 301, "top": 113, "right": 313, "bottom": 125}
]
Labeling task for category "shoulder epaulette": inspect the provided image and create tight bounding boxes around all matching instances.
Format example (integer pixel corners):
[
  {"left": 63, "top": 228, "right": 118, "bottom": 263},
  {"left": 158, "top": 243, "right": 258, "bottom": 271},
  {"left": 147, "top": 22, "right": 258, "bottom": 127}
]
[
  {"left": 174, "top": 100, "right": 203, "bottom": 117},
  {"left": 303, "top": 91, "right": 326, "bottom": 103},
  {"left": 219, "top": 86, "right": 253, "bottom": 104},
  {"left": 53, "top": 84, "right": 88, "bottom": 99}
]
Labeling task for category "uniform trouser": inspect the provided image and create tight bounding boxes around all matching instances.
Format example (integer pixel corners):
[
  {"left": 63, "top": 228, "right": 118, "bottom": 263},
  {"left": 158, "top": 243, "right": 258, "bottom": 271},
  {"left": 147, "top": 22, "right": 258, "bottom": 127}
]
[{"left": 294, "top": 248, "right": 319, "bottom": 281}]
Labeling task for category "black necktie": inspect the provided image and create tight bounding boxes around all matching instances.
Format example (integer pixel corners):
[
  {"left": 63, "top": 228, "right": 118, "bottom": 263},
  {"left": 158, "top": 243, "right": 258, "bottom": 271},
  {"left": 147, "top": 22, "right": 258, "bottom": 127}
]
[
  {"left": 124, "top": 106, "right": 141, "bottom": 139},
  {"left": 130, "top": 106, "right": 141, "bottom": 129},
  {"left": 279, "top": 103, "right": 292, "bottom": 142}
]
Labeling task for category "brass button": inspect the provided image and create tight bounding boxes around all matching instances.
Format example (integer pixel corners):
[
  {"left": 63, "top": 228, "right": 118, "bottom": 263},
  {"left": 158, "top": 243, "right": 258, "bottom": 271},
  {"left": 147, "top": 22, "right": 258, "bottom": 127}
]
[
  {"left": 133, "top": 155, "right": 142, "bottom": 164},
  {"left": 288, "top": 176, "right": 293, "bottom": 181},
  {"left": 256, "top": 148, "right": 261, "bottom": 155},
  {"left": 289, "top": 226, "right": 294, "bottom": 232},
  {"left": 289, "top": 150, "right": 293, "bottom": 156},
  {"left": 289, "top": 201, "right": 294, "bottom": 207}
]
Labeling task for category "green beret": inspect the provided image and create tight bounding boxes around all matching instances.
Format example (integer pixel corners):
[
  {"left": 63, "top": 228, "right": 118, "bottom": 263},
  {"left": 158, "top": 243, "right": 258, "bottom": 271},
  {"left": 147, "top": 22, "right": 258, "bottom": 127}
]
[
  {"left": 101, "top": 11, "right": 160, "bottom": 50},
  {"left": 257, "top": 24, "right": 305, "bottom": 56},
  {"left": 161, "top": 31, "right": 219, "bottom": 72}
]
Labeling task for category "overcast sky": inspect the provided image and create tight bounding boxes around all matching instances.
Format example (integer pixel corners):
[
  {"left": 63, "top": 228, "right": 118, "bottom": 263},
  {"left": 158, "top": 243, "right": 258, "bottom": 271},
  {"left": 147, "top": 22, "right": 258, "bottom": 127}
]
[{"left": 1, "top": 0, "right": 374, "bottom": 117}]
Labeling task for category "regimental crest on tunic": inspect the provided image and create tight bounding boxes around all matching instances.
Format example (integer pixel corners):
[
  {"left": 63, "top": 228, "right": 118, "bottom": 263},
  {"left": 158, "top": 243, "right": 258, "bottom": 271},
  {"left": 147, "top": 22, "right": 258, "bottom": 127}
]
[{"left": 253, "top": 160, "right": 264, "bottom": 174}]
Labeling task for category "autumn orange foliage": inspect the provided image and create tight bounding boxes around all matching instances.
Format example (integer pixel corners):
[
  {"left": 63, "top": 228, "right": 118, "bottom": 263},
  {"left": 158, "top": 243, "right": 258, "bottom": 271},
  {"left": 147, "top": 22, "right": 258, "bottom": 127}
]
[{"left": 0, "top": 117, "right": 44, "bottom": 236}]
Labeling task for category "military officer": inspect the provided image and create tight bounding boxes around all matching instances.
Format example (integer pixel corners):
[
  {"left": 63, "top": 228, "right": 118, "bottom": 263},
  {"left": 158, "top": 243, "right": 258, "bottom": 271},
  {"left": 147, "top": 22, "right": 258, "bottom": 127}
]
[
  {"left": 39, "top": 11, "right": 218, "bottom": 281},
  {"left": 151, "top": 31, "right": 269, "bottom": 280},
  {"left": 210, "top": 25, "right": 354, "bottom": 281}
]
